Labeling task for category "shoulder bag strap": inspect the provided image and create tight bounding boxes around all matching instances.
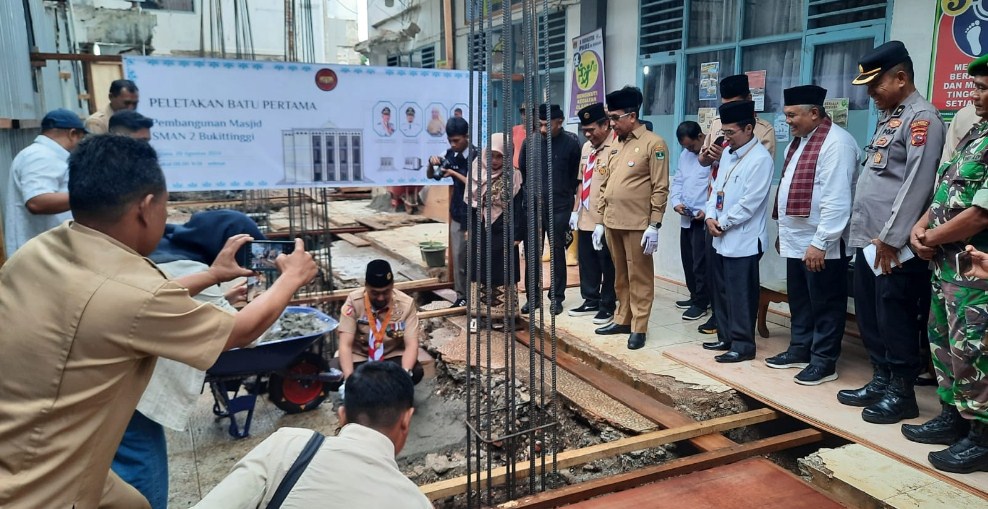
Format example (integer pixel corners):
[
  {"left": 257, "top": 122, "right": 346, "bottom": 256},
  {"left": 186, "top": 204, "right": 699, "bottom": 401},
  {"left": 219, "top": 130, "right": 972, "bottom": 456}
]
[{"left": 265, "top": 431, "right": 326, "bottom": 509}]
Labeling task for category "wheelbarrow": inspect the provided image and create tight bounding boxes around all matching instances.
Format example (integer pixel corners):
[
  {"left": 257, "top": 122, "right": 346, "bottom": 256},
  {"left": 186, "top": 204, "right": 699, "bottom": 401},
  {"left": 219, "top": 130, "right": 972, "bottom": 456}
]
[{"left": 205, "top": 306, "right": 341, "bottom": 438}]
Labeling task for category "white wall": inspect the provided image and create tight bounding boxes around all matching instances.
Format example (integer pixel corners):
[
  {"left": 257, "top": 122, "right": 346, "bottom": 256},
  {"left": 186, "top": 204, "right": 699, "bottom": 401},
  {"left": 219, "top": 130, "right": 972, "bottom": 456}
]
[
  {"left": 889, "top": 0, "right": 937, "bottom": 95},
  {"left": 603, "top": 0, "right": 637, "bottom": 93}
]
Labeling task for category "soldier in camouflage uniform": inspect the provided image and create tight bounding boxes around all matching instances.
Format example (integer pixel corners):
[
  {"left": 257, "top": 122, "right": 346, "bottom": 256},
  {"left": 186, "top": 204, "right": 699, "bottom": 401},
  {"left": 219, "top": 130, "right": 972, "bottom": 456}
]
[{"left": 906, "top": 54, "right": 988, "bottom": 474}]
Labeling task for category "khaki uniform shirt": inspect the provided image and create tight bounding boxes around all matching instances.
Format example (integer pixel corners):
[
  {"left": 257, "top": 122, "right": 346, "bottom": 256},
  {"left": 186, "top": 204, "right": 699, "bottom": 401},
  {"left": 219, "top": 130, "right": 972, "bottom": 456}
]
[
  {"left": 597, "top": 124, "right": 670, "bottom": 230},
  {"left": 84, "top": 104, "right": 114, "bottom": 134},
  {"left": 850, "top": 91, "right": 946, "bottom": 249},
  {"left": 339, "top": 288, "right": 418, "bottom": 362},
  {"left": 703, "top": 116, "right": 778, "bottom": 159},
  {"left": 0, "top": 222, "right": 235, "bottom": 508},
  {"left": 195, "top": 425, "right": 433, "bottom": 509},
  {"left": 576, "top": 134, "right": 613, "bottom": 231},
  {"left": 942, "top": 102, "right": 980, "bottom": 162}
]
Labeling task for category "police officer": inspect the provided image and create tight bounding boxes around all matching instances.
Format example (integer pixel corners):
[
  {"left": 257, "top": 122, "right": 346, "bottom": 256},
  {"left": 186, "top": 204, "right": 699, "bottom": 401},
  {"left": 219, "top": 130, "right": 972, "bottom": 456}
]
[
  {"left": 568, "top": 102, "right": 617, "bottom": 325},
  {"left": 429, "top": 118, "right": 476, "bottom": 308},
  {"left": 400, "top": 106, "right": 420, "bottom": 136},
  {"left": 838, "top": 41, "right": 946, "bottom": 425},
  {"left": 377, "top": 106, "right": 395, "bottom": 136},
  {"left": 334, "top": 259, "right": 424, "bottom": 384},
  {"left": 594, "top": 86, "right": 670, "bottom": 350},
  {"left": 905, "top": 54, "right": 988, "bottom": 474}
]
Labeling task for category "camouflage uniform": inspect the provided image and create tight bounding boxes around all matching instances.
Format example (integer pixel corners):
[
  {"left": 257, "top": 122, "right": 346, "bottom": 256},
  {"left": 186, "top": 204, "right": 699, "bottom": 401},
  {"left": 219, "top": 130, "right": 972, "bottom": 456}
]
[{"left": 928, "top": 120, "right": 988, "bottom": 422}]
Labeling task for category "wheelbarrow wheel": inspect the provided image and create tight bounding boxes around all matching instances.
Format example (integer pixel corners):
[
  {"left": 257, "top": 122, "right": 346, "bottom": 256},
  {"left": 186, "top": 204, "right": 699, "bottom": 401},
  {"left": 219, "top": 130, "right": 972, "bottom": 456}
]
[{"left": 269, "top": 351, "right": 329, "bottom": 414}]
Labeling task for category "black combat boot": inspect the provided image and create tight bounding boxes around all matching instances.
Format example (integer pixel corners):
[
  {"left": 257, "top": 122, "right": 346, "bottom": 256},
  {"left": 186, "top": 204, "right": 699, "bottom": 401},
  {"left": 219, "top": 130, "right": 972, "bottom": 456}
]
[
  {"left": 837, "top": 364, "right": 889, "bottom": 407},
  {"left": 902, "top": 403, "right": 970, "bottom": 445},
  {"left": 928, "top": 421, "right": 988, "bottom": 474},
  {"left": 861, "top": 374, "right": 919, "bottom": 424}
]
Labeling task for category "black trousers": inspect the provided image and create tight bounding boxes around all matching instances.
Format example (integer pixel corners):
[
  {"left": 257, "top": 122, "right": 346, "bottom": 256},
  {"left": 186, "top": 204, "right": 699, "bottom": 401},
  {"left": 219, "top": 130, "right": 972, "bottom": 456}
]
[
  {"left": 786, "top": 256, "right": 849, "bottom": 371},
  {"left": 704, "top": 230, "right": 726, "bottom": 340},
  {"left": 853, "top": 249, "right": 931, "bottom": 377},
  {"left": 680, "top": 220, "right": 709, "bottom": 308},
  {"left": 526, "top": 208, "right": 569, "bottom": 304},
  {"left": 710, "top": 251, "right": 761, "bottom": 355},
  {"left": 577, "top": 229, "right": 616, "bottom": 312}
]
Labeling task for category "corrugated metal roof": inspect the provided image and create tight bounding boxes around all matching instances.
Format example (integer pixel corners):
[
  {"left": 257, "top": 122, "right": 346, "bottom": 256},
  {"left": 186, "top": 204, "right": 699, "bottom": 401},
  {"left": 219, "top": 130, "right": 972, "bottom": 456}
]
[{"left": 0, "top": 1, "right": 38, "bottom": 119}]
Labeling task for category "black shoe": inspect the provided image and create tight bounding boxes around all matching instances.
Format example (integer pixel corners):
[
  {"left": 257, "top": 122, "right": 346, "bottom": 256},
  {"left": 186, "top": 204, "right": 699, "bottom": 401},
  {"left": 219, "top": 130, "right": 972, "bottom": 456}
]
[
  {"left": 697, "top": 318, "right": 717, "bottom": 334},
  {"left": 568, "top": 302, "right": 599, "bottom": 317},
  {"left": 715, "top": 351, "right": 755, "bottom": 363},
  {"left": 521, "top": 302, "right": 541, "bottom": 314},
  {"left": 794, "top": 365, "right": 838, "bottom": 386},
  {"left": 765, "top": 351, "right": 809, "bottom": 370},
  {"left": 627, "top": 332, "right": 646, "bottom": 350},
  {"left": 902, "top": 403, "right": 971, "bottom": 445},
  {"left": 591, "top": 309, "right": 614, "bottom": 325},
  {"left": 682, "top": 305, "right": 708, "bottom": 321},
  {"left": 595, "top": 322, "right": 631, "bottom": 335},
  {"left": 702, "top": 340, "right": 730, "bottom": 351},
  {"left": 550, "top": 301, "right": 564, "bottom": 316},
  {"left": 452, "top": 298, "right": 467, "bottom": 308},
  {"left": 675, "top": 298, "right": 693, "bottom": 310},
  {"left": 861, "top": 374, "right": 919, "bottom": 424},
  {"left": 837, "top": 364, "right": 890, "bottom": 407},
  {"left": 928, "top": 422, "right": 988, "bottom": 474}
]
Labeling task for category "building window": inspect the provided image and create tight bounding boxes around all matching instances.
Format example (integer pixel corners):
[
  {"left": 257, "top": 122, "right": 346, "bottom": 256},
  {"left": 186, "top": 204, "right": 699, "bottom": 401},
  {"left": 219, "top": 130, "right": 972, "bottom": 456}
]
[
  {"left": 643, "top": 63, "right": 677, "bottom": 116},
  {"left": 811, "top": 38, "right": 876, "bottom": 110},
  {"left": 808, "top": 0, "right": 888, "bottom": 29},
  {"left": 743, "top": 0, "right": 803, "bottom": 38},
  {"left": 639, "top": 0, "right": 685, "bottom": 56},
  {"left": 142, "top": 0, "right": 194, "bottom": 12},
  {"left": 686, "top": 49, "right": 735, "bottom": 115},
  {"left": 741, "top": 39, "right": 801, "bottom": 113},
  {"left": 688, "top": 0, "right": 738, "bottom": 47},
  {"left": 387, "top": 55, "right": 400, "bottom": 67}
]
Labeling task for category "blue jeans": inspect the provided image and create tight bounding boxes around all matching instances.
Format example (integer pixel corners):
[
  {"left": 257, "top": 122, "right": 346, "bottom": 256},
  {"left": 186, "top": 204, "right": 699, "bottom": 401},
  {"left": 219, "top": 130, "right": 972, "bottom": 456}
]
[{"left": 111, "top": 411, "right": 168, "bottom": 509}]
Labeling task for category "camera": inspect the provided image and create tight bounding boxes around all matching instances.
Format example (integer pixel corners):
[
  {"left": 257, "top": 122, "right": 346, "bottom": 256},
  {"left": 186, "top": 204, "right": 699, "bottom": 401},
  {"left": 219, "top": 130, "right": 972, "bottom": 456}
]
[{"left": 428, "top": 157, "right": 455, "bottom": 181}]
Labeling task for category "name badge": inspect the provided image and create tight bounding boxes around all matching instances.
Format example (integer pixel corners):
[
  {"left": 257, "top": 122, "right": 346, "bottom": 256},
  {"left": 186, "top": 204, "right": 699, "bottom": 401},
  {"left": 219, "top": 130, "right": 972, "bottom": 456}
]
[{"left": 716, "top": 191, "right": 725, "bottom": 211}]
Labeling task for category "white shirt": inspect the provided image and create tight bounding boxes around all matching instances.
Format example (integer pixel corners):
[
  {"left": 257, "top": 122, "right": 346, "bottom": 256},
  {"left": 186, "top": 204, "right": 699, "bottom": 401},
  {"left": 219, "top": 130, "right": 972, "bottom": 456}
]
[
  {"left": 3, "top": 135, "right": 72, "bottom": 255},
  {"left": 196, "top": 425, "right": 433, "bottom": 509},
  {"left": 705, "top": 137, "right": 774, "bottom": 257},
  {"left": 777, "top": 122, "right": 860, "bottom": 259},
  {"left": 669, "top": 148, "right": 711, "bottom": 228}
]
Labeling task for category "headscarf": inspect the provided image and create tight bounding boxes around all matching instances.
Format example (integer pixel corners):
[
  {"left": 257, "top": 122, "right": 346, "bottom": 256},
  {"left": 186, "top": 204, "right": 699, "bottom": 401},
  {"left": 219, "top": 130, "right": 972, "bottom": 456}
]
[{"left": 464, "top": 133, "right": 522, "bottom": 224}]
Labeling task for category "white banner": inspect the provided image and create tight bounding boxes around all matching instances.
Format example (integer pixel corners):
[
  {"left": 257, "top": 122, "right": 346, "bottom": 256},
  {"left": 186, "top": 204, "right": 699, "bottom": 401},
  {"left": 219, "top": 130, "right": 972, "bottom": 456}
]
[{"left": 123, "top": 56, "right": 483, "bottom": 191}]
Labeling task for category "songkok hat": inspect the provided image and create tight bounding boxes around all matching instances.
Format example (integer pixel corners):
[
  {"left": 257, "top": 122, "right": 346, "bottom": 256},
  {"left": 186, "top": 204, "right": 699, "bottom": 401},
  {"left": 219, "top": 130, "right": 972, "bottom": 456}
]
[
  {"left": 605, "top": 86, "right": 642, "bottom": 113},
  {"left": 577, "top": 103, "right": 606, "bottom": 126},
  {"left": 783, "top": 85, "right": 827, "bottom": 106},
  {"left": 719, "top": 75, "right": 750, "bottom": 99},
  {"left": 718, "top": 100, "right": 756, "bottom": 125},
  {"left": 445, "top": 117, "right": 469, "bottom": 136},
  {"left": 538, "top": 104, "right": 564, "bottom": 120},
  {"left": 969, "top": 54, "right": 988, "bottom": 76},
  {"left": 41, "top": 108, "right": 86, "bottom": 132},
  {"left": 365, "top": 259, "right": 394, "bottom": 288},
  {"left": 852, "top": 40, "right": 911, "bottom": 85}
]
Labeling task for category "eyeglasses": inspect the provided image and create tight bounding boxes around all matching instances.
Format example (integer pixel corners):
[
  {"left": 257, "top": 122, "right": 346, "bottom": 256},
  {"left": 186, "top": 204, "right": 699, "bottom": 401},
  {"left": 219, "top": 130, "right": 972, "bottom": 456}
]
[
  {"left": 720, "top": 129, "right": 738, "bottom": 137},
  {"left": 607, "top": 112, "right": 633, "bottom": 122}
]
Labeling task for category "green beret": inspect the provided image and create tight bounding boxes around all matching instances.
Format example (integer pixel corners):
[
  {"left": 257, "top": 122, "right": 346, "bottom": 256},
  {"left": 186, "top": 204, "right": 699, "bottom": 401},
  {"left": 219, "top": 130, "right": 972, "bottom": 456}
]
[{"left": 969, "top": 54, "right": 988, "bottom": 76}]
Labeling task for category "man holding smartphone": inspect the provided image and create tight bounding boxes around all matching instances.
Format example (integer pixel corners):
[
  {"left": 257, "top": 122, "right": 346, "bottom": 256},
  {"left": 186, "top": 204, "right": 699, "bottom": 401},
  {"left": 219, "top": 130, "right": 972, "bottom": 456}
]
[
  {"left": 671, "top": 121, "right": 711, "bottom": 322},
  {"left": 906, "top": 54, "right": 988, "bottom": 474}
]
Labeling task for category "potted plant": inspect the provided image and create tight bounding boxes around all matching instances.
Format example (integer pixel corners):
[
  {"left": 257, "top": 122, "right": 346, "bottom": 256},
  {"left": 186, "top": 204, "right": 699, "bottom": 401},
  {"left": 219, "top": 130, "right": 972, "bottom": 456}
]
[{"left": 419, "top": 236, "right": 447, "bottom": 268}]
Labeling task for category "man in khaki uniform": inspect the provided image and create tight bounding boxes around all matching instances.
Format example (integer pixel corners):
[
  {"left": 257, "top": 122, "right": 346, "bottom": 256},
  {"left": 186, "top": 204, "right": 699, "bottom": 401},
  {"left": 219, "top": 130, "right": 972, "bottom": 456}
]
[
  {"left": 85, "top": 79, "right": 140, "bottom": 134},
  {"left": 335, "top": 259, "right": 423, "bottom": 384},
  {"left": 697, "top": 74, "right": 777, "bottom": 338},
  {"left": 0, "top": 136, "right": 317, "bottom": 509},
  {"left": 594, "top": 86, "right": 670, "bottom": 350},
  {"left": 567, "top": 102, "right": 616, "bottom": 325}
]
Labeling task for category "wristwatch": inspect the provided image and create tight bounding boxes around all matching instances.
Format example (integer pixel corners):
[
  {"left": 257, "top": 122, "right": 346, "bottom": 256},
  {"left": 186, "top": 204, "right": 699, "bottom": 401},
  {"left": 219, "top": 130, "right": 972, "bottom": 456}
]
[
  {"left": 407, "top": 369, "right": 414, "bottom": 377},
  {"left": 650, "top": 221, "right": 661, "bottom": 229}
]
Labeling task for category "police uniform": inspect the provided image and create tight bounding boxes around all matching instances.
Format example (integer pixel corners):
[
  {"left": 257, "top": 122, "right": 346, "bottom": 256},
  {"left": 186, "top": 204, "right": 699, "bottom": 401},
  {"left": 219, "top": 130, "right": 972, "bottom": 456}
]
[
  {"left": 839, "top": 41, "right": 946, "bottom": 424},
  {"left": 574, "top": 103, "right": 616, "bottom": 318},
  {"left": 335, "top": 286, "right": 422, "bottom": 384},
  {"left": 901, "top": 55, "right": 988, "bottom": 474},
  {"left": 597, "top": 88, "right": 670, "bottom": 340}
]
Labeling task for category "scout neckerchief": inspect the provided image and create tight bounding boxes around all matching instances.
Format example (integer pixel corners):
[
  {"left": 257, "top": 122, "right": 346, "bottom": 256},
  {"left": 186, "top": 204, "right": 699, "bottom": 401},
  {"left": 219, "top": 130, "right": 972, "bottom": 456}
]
[
  {"left": 581, "top": 146, "right": 600, "bottom": 211},
  {"left": 715, "top": 139, "right": 757, "bottom": 211},
  {"left": 771, "top": 116, "right": 833, "bottom": 219},
  {"left": 364, "top": 292, "right": 393, "bottom": 361}
]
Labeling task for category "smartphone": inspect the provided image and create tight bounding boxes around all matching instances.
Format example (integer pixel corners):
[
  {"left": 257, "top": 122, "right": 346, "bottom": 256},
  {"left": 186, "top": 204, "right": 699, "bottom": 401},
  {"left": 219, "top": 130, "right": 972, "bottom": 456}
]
[
  {"left": 957, "top": 250, "right": 973, "bottom": 276},
  {"left": 714, "top": 135, "right": 726, "bottom": 147},
  {"left": 681, "top": 206, "right": 694, "bottom": 217},
  {"left": 239, "top": 240, "right": 296, "bottom": 270}
]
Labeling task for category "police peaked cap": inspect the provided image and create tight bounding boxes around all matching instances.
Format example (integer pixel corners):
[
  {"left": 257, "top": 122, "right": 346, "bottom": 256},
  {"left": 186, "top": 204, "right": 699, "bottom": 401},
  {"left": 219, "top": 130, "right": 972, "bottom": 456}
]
[
  {"left": 366, "top": 259, "right": 394, "bottom": 288},
  {"left": 783, "top": 85, "right": 827, "bottom": 106},
  {"left": 719, "top": 75, "right": 750, "bottom": 99},
  {"left": 718, "top": 100, "right": 756, "bottom": 125},
  {"left": 382, "top": 106, "right": 391, "bottom": 114},
  {"left": 405, "top": 107, "right": 416, "bottom": 115},
  {"left": 538, "top": 103, "right": 565, "bottom": 120},
  {"left": 578, "top": 103, "right": 606, "bottom": 126},
  {"left": 605, "top": 86, "right": 642, "bottom": 113},
  {"left": 445, "top": 117, "right": 469, "bottom": 137},
  {"left": 852, "top": 40, "right": 911, "bottom": 85}
]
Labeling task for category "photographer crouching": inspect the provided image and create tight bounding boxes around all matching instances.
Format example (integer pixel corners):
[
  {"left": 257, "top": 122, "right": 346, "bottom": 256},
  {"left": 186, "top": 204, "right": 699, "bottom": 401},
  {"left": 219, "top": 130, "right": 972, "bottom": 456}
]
[{"left": 428, "top": 117, "right": 476, "bottom": 308}]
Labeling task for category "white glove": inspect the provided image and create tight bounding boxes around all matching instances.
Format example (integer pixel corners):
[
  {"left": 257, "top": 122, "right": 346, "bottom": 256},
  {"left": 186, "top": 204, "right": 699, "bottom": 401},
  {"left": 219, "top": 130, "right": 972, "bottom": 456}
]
[
  {"left": 641, "top": 225, "right": 659, "bottom": 256},
  {"left": 568, "top": 211, "right": 579, "bottom": 231},
  {"left": 592, "top": 224, "right": 605, "bottom": 251},
  {"left": 338, "top": 381, "right": 346, "bottom": 401}
]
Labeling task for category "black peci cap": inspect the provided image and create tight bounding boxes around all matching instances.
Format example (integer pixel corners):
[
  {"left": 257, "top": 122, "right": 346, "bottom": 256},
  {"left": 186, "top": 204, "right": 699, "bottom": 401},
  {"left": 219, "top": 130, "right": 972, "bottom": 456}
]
[
  {"left": 718, "top": 100, "right": 756, "bottom": 125},
  {"left": 719, "top": 75, "right": 750, "bottom": 99},
  {"left": 577, "top": 103, "right": 606, "bottom": 126},
  {"left": 538, "top": 103, "right": 564, "bottom": 120},
  {"left": 365, "top": 259, "right": 394, "bottom": 288},
  {"left": 605, "top": 86, "right": 643, "bottom": 113},
  {"left": 783, "top": 85, "right": 827, "bottom": 106}
]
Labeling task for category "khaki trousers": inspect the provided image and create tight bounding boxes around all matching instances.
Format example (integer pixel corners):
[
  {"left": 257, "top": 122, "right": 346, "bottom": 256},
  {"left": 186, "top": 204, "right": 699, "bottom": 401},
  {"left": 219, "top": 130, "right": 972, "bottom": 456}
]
[
  {"left": 605, "top": 228, "right": 653, "bottom": 333},
  {"left": 100, "top": 470, "right": 151, "bottom": 509}
]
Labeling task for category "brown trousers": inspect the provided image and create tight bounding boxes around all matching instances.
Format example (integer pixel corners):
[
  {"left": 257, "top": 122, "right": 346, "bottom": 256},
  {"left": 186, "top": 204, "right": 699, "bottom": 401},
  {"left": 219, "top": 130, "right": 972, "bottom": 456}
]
[{"left": 605, "top": 228, "right": 654, "bottom": 333}]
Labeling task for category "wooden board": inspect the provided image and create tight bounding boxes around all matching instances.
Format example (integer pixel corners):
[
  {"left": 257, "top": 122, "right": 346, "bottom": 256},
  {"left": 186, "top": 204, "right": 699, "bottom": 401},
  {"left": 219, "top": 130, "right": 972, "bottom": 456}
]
[
  {"left": 663, "top": 335, "right": 988, "bottom": 500},
  {"left": 290, "top": 278, "right": 450, "bottom": 304},
  {"left": 420, "top": 408, "right": 778, "bottom": 500},
  {"left": 502, "top": 430, "right": 825, "bottom": 508},
  {"left": 337, "top": 233, "right": 370, "bottom": 247}
]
